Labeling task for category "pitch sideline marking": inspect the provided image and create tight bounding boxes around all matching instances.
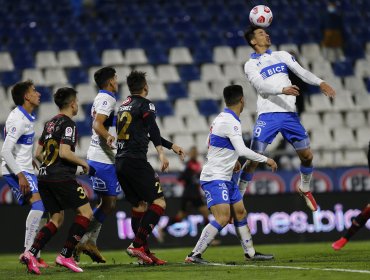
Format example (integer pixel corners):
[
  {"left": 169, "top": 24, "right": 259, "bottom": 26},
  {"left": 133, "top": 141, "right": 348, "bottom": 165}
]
[{"left": 200, "top": 262, "right": 370, "bottom": 274}]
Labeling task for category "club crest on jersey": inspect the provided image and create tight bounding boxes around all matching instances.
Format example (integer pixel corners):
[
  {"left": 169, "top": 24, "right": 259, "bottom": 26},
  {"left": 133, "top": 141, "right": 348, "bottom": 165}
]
[
  {"left": 10, "top": 127, "right": 16, "bottom": 133},
  {"left": 65, "top": 127, "right": 73, "bottom": 137},
  {"left": 102, "top": 100, "right": 108, "bottom": 106},
  {"left": 234, "top": 126, "right": 239, "bottom": 131},
  {"left": 122, "top": 96, "right": 132, "bottom": 106},
  {"left": 46, "top": 122, "right": 55, "bottom": 133}
]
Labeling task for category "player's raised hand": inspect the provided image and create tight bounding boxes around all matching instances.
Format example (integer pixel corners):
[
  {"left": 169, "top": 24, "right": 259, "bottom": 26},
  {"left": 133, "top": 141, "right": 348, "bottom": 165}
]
[
  {"left": 266, "top": 158, "right": 277, "bottom": 172},
  {"left": 320, "top": 82, "right": 336, "bottom": 98},
  {"left": 282, "top": 85, "right": 300, "bottom": 96},
  {"left": 172, "top": 144, "right": 186, "bottom": 161},
  {"left": 17, "top": 172, "right": 30, "bottom": 195},
  {"left": 159, "top": 153, "right": 169, "bottom": 172},
  {"left": 106, "top": 135, "right": 116, "bottom": 149}
]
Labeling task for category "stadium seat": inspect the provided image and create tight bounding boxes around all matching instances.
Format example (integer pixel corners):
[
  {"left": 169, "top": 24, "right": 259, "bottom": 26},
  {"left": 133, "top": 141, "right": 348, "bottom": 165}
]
[
  {"left": 146, "top": 46, "right": 169, "bottom": 65},
  {"left": 22, "top": 69, "right": 46, "bottom": 85},
  {"left": 167, "top": 82, "right": 188, "bottom": 100},
  {"left": 178, "top": 65, "right": 200, "bottom": 81},
  {"left": 354, "top": 58, "right": 370, "bottom": 78},
  {"left": 344, "top": 76, "right": 367, "bottom": 95},
  {"left": 223, "top": 64, "right": 245, "bottom": 80},
  {"left": 209, "top": 79, "right": 231, "bottom": 98},
  {"left": 146, "top": 81, "right": 167, "bottom": 101},
  {"left": 185, "top": 115, "right": 209, "bottom": 134},
  {"left": 332, "top": 127, "right": 357, "bottom": 149},
  {"left": 311, "top": 61, "right": 334, "bottom": 80},
  {"left": 75, "top": 136, "right": 91, "bottom": 158},
  {"left": 58, "top": 50, "right": 81, "bottom": 67},
  {"left": 198, "top": 99, "right": 220, "bottom": 116},
  {"left": 279, "top": 43, "right": 300, "bottom": 56},
  {"left": 35, "top": 51, "right": 59, "bottom": 68},
  {"left": 36, "top": 86, "right": 52, "bottom": 102},
  {"left": 88, "top": 66, "right": 101, "bottom": 84},
  {"left": 239, "top": 113, "right": 254, "bottom": 133},
  {"left": 79, "top": 48, "right": 101, "bottom": 67},
  {"left": 166, "top": 154, "right": 186, "bottom": 171},
  {"left": 115, "top": 66, "right": 131, "bottom": 81},
  {"left": 162, "top": 116, "right": 186, "bottom": 135},
  {"left": 125, "top": 49, "right": 148, "bottom": 65},
  {"left": 169, "top": 47, "right": 193, "bottom": 64},
  {"left": 333, "top": 60, "right": 354, "bottom": 77},
  {"left": 0, "top": 52, "right": 14, "bottom": 71},
  {"left": 1, "top": 71, "right": 20, "bottom": 86},
  {"left": 37, "top": 102, "right": 59, "bottom": 123},
  {"left": 319, "top": 150, "right": 345, "bottom": 167},
  {"left": 306, "top": 94, "right": 332, "bottom": 112},
  {"left": 154, "top": 100, "right": 174, "bottom": 117},
  {"left": 310, "top": 128, "right": 333, "bottom": 150},
  {"left": 200, "top": 63, "right": 224, "bottom": 82},
  {"left": 174, "top": 99, "right": 199, "bottom": 117},
  {"left": 301, "top": 43, "right": 324, "bottom": 63},
  {"left": 300, "top": 112, "right": 321, "bottom": 131},
  {"left": 356, "top": 126, "right": 370, "bottom": 148},
  {"left": 344, "top": 150, "right": 368, "bottom": 166},
  {"left": 188, "top": 80, "right": 215, "bottom": 100},
  {"left": 68, "top": 68, "right": 88, "bottom": 85},
  {"left": 157, "top": 65, "right": 180, "bottom": 83},
  {"left": 322, "top": 112, "right": 344, "bottom": 129},
  {"left": 331, "top": 94, "right": 356, "bottom": 112},
  {"left": 213, "top": 46, "right": 236, "bottom": 64},
  {"left": 134, "top": 65, "right": 158, "bottom": 82},
  {"left": 102, "top": 49, "right": 125, "bottom": 66},
  {"left": 345, "top": 111, "right": 367, "bottom": 128},
  {"left": 192, "top": 46, "right": 213, "bottom": 64},
  {"left": 44, "top": 68, "right": 68, "bottom": 85},
  {"left": 354, "top": 94, "right": 370, "bottom": 110},
  {"left": 75, "top": 84, "right": 96, "bottom": 104},
  {"left": 195, "top": 132, "right": 209, "bottom": 154},
  {"left": 173, "top": 134, "right": 195, "bottom": 151},
  {"left": 235, "top": 46, "right": 254, "bottom": 64}
]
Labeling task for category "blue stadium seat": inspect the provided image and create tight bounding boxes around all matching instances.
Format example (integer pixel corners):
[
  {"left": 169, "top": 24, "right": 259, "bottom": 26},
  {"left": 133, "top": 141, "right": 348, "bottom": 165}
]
[
  {"left": 178, "top": 65, "right": 200, "bottom": 81},
  {"left": 154, "top": 100, "right": 174, "bottom": 117},
  {"left": 76, "top": 119, "right": 92, "bottom": 136},
  {"left": 225, "top": 29, "right": 246, "bottom": 48},
  {"left": 146, "top": 46, "right": 168, "bottom": 65},
  {"left": 68, "top": 68, "right": 89, "bottom": 85},
  {"left": 12, "top": 50, "right": 35, "bottom": 69},
  {"left": 192, "top": 46, "right": 213, "bottom": 64},
  {"left": 198, "top": 99, "right": 220, "bottom": 117},
  {"left": 1, "top": 71, "right": 20, "bottom": 87},
  {"left": 79, "top": 48, "right": 101, "bottom": 67},
  {"left": 166, "top": 82, "right": 188, "bottom": 100},
  {"left": 332, "top": 60, "right": 354, "bottom": 77},
  {"left": 36, "top": 86, "right": 52, "bottom": 102}
]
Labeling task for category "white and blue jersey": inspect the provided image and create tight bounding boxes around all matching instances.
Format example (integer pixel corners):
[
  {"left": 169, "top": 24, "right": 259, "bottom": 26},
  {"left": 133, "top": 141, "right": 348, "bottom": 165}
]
[
  {"left": 244, "top": 50, "right": 323, "bottom": 151},
  {"left": 244, "top": 50, "right": 323, "bottom": 115},
  {"left": 87, "top": 90, "right": 122, "bottom": 196},
  {"left": 200, "top": 109, "right": 267, "bottom": 208},
  {"left": 1, "top": 106, "right": 39, "bottom": 204}
]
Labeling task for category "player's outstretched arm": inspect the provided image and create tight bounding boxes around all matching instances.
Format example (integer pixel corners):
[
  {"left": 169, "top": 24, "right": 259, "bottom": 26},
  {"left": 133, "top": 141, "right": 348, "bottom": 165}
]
[
  {"left": 171, "top": 144, "right": 186, "bottom": 161},
  {"left": 320, "top": 82, "right": 336, "bottom": 98},
  {"left": 156, "top": 145, "right": 169, "bottom": 172}
]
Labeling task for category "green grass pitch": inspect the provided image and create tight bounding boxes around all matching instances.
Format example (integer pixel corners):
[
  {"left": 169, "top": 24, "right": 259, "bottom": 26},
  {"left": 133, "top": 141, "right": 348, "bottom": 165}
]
[{"left": 1, "top": 241, "right": 369, "bottom": 280}]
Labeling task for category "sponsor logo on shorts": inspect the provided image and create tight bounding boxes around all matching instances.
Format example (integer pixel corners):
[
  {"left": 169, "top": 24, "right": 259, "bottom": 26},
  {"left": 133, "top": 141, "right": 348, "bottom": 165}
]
[{"left": 256, "top": 120, "right": 266, "bottom": 127}]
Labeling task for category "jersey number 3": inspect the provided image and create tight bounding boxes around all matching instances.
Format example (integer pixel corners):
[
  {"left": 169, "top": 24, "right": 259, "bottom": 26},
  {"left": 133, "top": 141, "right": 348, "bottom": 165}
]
[{"left": 117, "top": 112, "right": 132, "bottom": 140}]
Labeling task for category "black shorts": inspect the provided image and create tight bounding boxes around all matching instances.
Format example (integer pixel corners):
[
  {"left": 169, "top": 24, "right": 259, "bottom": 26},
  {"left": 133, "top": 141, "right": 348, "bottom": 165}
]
[
  {"left": 38, "top": 180, "right": 89, "bottom": 214},
  {"left": 116, "top": 157, "right": 164, "bottom": 206}
]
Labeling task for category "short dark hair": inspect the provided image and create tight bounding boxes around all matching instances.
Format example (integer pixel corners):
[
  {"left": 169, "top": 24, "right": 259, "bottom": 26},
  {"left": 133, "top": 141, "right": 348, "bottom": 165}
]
[
  {"left": 223, "top": 85, "right": 243, "bottom": 106},
  {"left": 11, "top": 80, "right": 34, "bottom": 106},
  {"left": 94, "top": 67, "right": 116, "bottom": 89},
  {"left": 244, "top": 25, "right": 264, "bottom": 49},
  {"left": 54, "top": 87, "right": 77, "bottom": 109},
  {"left": 126, "top": 71, "right": 147, "bottom": 94}
]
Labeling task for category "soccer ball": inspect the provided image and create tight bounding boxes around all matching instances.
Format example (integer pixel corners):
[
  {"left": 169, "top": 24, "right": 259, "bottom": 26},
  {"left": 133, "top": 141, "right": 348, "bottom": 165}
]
[{"left": 249, "top": 5, "right": 273, "bottom": 28}]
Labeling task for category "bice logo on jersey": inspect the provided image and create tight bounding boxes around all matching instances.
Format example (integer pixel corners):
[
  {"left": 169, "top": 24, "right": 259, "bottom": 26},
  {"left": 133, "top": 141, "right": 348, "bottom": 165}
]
[
  {"left": 260, "top": 63, "right": 288, "bottom": 79},
  {"left": 122, "top": 96, "right": 132, "bottom": 106}
]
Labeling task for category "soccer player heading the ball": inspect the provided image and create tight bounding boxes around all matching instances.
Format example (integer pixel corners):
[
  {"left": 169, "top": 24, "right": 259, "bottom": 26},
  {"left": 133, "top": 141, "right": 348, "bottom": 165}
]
[{"left": 239, "top": 26, "right": 336, "bottom": 211}]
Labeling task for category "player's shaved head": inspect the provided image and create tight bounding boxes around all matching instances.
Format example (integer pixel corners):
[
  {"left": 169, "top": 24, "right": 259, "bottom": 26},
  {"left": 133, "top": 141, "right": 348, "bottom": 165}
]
[
  {"left": 127, "top": 70, "right": 147, "bottom": 95},
  {"left": 223, "top": 85, "right": 244, "bottom": 106},
  {"left": 54, "top": 87, "right": 78, "bottom": 109},
  {"left": 244, "top": 25, "right": 265, "bottom": 49},
  {"left": 11, "top": 80, "right": 34, "bottom": 106},
  {"left": 94, "top": 67, "right": 116, "bottom": 89}
]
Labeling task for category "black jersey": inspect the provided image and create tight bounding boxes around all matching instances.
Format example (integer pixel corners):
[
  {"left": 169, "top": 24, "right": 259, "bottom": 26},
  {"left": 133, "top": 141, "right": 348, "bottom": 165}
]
[
  {"left": 116, "top": 95, "right": 157, "bottom": 160},
  {"left": 38, "top": 114, "right": 78, "bottom": 181}
]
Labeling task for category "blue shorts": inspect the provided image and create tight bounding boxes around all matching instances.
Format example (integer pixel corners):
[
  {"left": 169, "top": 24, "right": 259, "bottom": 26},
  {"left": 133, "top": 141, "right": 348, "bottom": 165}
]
[
  {"left": 4, "top": 172, "right": 38, "bottom": 205},
  {"left": 251, "top": 112, "right": 310, "bottom": 153},
  {"left": 200, "top": 180, "right": 242, "bottom": 208},
  {"left": 88, "top": 160, "right": 122, "bottom": 196}
]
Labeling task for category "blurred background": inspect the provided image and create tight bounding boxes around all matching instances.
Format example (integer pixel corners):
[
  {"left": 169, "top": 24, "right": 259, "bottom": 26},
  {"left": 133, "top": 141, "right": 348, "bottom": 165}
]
[{"left": 0, "top": 0, "right": 369, "bottom": 252}]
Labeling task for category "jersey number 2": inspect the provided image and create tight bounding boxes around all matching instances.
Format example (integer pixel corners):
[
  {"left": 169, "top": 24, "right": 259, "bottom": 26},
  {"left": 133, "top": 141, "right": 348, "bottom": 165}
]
[{"left": 117, "top": 112, "right": 132, "bottom": 140}]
